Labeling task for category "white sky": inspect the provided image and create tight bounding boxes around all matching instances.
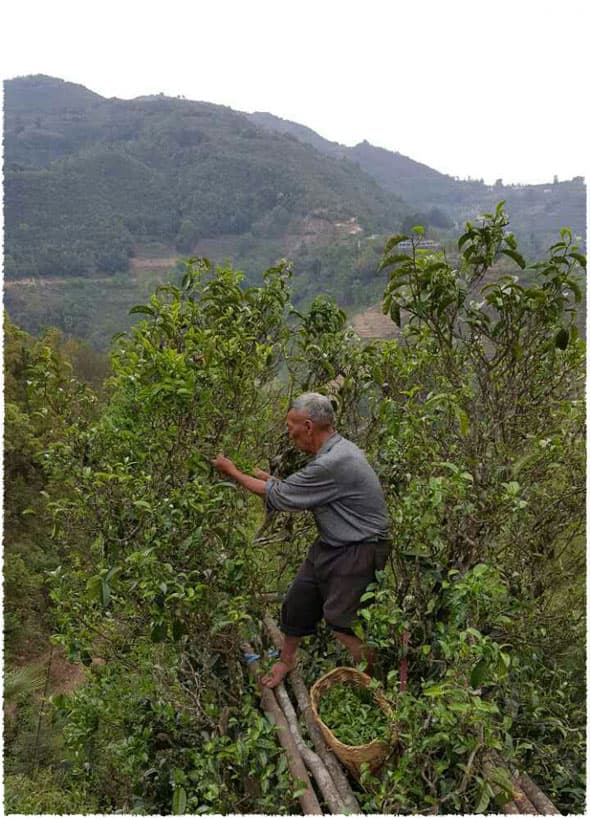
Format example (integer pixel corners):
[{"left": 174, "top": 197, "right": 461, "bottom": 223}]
[{"left": 1, "top": 0, "right": 588, "bottom": 185}]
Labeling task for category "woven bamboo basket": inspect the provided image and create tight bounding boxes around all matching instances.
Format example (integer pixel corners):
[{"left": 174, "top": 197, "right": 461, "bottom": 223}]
[{"left": 310, "top": 666, "right": 395, "bottom": 781}]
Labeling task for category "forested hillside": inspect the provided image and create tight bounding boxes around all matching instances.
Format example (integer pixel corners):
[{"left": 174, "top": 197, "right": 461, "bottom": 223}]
[
  {"left": 247, "top": 111, "right": 587, "bottom": 256},
  {"left": 4, "top": 75, "right": 406, "bottom": 281},
  {"left": 3, "top": 208, "right": 586, "bottom": 814},
  {"left": 4, "top": 75, "right": 586, "bottom": 353}
]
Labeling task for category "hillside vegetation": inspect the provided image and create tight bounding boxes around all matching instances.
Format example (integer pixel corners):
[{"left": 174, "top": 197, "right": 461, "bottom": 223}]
[
  {"left": 4, "top": 75, "right": 586, "bottom": 354},
  {"left": 247, "top": 111, "right": 586, "bottom": 254},
  {"left": 4, "top": 75, "right": 406, "bottom": 282},
  {"left": 3, "top": 208, "right": 585, "bottom": 814},
  {"left": 5, "top": 75, "right": 586, "bottom": 285}
]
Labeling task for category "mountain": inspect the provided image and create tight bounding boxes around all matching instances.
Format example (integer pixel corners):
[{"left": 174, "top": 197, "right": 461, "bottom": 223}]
[
  {"left": 3, "top": 76, "right": 586, "bottom": 350},
  {"left": 246, "top": 112, "right": 460, "bottom": 203},
  {"left": 247, "top": 111, "right": 587, "bottom": 254},
  {"left": 3, "top": 75, "right": 408, "bottom": 280}
]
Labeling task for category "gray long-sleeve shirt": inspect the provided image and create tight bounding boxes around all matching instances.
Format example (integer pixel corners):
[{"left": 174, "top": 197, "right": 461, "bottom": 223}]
[{"left": 265, "top": 433, "right": 390, "bottom": 547}]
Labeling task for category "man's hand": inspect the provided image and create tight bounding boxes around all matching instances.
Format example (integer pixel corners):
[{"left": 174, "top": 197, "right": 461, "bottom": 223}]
[
  {"left": 253, "top": 467, "right": 272, "bottom": 480},
  {"left": 212, "top": 454, "right": 237, "bottom": 477},
  {"left": 211, "top": 455, "right": 267, "bottom": 497}
]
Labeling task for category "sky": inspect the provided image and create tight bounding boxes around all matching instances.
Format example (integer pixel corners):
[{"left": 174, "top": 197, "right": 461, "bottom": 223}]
[{"left": 1, "top": 0, "right": 588, "bottom": 185}]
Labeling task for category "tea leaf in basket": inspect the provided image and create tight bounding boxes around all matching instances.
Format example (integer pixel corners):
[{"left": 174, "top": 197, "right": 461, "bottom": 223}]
[{"left": 318, "top": 682, "right": 389, "bottom": 746}]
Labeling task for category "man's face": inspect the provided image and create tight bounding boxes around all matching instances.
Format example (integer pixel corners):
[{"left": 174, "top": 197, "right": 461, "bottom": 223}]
[{"left": 286, "top": 409, "right": 314, "bottom": 452}]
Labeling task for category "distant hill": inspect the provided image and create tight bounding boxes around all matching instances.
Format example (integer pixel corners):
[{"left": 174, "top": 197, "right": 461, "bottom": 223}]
[
  {"left": 247, "top": 111, "right": 587, "bottom": 255},
  {"left": 3, "top": 75, "right": 408, "bottom": 281},
  {"left": 3, "top": 75, "right": 586, "bottom": 348}
]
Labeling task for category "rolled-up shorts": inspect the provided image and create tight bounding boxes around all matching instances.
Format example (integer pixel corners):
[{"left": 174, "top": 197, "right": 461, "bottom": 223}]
[{"left": 280, "top": 537, "right": 392, "bottom": 637}]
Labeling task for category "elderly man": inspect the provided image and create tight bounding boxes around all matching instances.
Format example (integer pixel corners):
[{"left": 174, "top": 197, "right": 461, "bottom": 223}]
[{"left": 212, "top": 392, "right": 391, "bottom": 688}]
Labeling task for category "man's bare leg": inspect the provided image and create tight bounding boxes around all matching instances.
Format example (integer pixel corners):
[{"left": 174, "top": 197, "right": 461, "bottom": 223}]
[
  {"left": 260, "top": 635, "right": 301, "bottom": 688},
  {"left": 333, "top": 631, "right": 375, "bottom": 675}
]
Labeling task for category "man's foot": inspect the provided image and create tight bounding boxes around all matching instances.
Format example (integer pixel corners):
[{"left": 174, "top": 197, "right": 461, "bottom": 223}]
[{"left": 260, "top": 660, "right": 294, "bottom": 688}]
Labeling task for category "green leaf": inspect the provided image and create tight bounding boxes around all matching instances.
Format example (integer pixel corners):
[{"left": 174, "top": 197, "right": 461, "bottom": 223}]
[
  {"left": 500, "top": 248, "right": 526, "bottom": 269},
  {"left": 488, "top": 765, "right": 515, "bottom": 794},
  {"left": 448, "top": 701, "right": 470, "bottom": 713},
  {"left": 380, "top": 253, "right": 413, "bottom": 269},
  {"left": 352, "top": 621, "right": 365, "bottom": 640},
  {"left": 100, "top": 578, "right": 111, "bottom": 608},
  {"left": 172, "top": 785, "right": 187, "bottom": 815},
  {"left": 87, "top": 575, "right": 102, "bottom": 603},
  {"left": 496, "top": 651, "right": 511, "bottom": 677},
  {"left": 457, "top": 231, "right": 472, "bottom": 250},
  {"left": 475, "top": 785, "right": 490, "bottom": 814},
  {"left": 454, "top": 406, "right": 469, "bottom": 436},
  {"left": 568, "top": 280, "right": 582, "bottom": 302},
  {"left": 389, "top": 301, "right": 401, "bottom": 327},
  {"left": 129, "top": 304, "right": 155, "bottom": 316},
  {"left": 423, "top": 683, "right": 447, "bottom": 697},
  {"left": 470, "top": 659, "right": 488, "bottom": 688},
  {"left": 569, "top": 252, "right": 586, "bottom": 268},
  {"left": 382, "top": 233, "right": 408, "bottom": 255}
]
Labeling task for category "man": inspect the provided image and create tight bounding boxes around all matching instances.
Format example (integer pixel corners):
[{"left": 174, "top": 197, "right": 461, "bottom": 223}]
[{"left": 212, "top": 392, "right": 391, "bottom": 688}]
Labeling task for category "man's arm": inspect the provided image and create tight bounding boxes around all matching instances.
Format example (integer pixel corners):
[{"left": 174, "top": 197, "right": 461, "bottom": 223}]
[
  {"left": 212, "top": 455, "right": 267, "bottom": 496},
  {"left": 265, "top": 459, "right": 339, "bottom": 512}
]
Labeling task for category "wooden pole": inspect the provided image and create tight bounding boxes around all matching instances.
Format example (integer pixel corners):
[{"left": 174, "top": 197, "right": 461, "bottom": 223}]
[
  {"left": 263, "top": 614, "right": 361, "bottom": 814},
  {"left": 243, "top": 643, "right": 323, "bottom": 815},
  {"left": 274, "top": 681, "right": 346, "bottom": 814},
  {"left": 517, "top": 773, "right": 561, "bottom": 815}
]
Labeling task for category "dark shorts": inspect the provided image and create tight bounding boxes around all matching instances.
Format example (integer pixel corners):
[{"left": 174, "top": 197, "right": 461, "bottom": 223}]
[{"left": 280, "top": 538, "right": 392, "bottom": 637}]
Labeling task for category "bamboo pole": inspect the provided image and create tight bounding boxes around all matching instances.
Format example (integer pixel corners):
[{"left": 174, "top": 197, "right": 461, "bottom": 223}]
[
  {"left": 243, "top": 643, "right": 323, "bottom": 815},
  {"left": 484, "top": 752, "right": 538, "bottom": 814},
  {"left": 517, "top": 773, "right": 561, "bottom": 815},
  {"left": 274, "top": 681, "right": 346, "bottom": 814},
  {"left": 263, "top": 614, "right": 361, "bottom": 814}
]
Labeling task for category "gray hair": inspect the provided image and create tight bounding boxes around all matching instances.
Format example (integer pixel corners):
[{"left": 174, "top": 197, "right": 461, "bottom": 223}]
[{"left": 290, "top": 392, "right": 335, "bottom": 426}]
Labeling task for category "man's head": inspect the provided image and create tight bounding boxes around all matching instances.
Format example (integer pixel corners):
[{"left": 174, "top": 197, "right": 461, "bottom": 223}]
[{"left": 287, "top": 392, "right": 335, "bottom": 453}]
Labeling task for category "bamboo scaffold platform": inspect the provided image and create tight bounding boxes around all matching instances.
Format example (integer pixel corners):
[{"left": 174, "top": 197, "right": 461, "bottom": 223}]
[{"left": 244, "top": 613, "right": 561, "bottom": 816}]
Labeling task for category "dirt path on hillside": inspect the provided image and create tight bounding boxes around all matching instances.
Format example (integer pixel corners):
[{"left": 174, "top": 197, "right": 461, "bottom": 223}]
[
  {"left": 11, "top": 646, "right": 91, "bottom": 697},
  {"left": 129, "top": 257, "right": 178, "bottom": 270},
  {"left": 350, "top": 304, "right": 399, "bottom": 339}
]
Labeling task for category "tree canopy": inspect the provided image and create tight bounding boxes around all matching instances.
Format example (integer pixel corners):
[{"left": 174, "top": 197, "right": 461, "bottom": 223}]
[{"left": 3, "top": 205, "right": 586, "bottom": 814}]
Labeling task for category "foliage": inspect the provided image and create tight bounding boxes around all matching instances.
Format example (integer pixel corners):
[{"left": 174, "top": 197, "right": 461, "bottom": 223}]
[
  {"left": 353, "top": 565, "right": 515, "bottom": 813},
  {"left": 3, "top": 769, "right": 99, "bottom": 815},
  {"left": 53, "top": 650, "right": 299, "bottom": 814},
  {"left": 252, "top": 113, "right": 586, "bottom": 258},
  {"left": 5, "top": 75, "right": 405, "bottom": 279},
  {"left": 3, "top": 316, "right": 103, "bottom": 657},
  {"left": 318, "top": 682, "right": 389, "bottom": 746},
  {"left": 3, "top": 204, "right": 585, "bottom": 813},
  {"left": 31, "top": 260, "right": 309, "bottom": 812},
  {"left": 6, "top": 75, "right": 585, "bottom": 292},
  {"left": 344, "top": 205, "right": 585, "bottom": 812}
]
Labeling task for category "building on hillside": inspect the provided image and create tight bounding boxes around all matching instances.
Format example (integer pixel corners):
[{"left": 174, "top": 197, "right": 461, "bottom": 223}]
[
  {"left": 334, "top": 217, "right": 364, "bottom": 236},
  {"left": 396, "top": 238, "right": 440, "bottom": 251}
]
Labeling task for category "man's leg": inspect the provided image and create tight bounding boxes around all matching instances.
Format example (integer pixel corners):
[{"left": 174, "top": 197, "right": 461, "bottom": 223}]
[
  {"left": 322, "top": 540, "right": 392, "bottom": 676},
  {"left": 261, "top": 543, "right": 323, "bottom": 688},
  {"left": 332, "top": 630, "right": 376, "bottom": 674},
  {"left": 260, "top": 635, "right": 301, "bottom": 688}
]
